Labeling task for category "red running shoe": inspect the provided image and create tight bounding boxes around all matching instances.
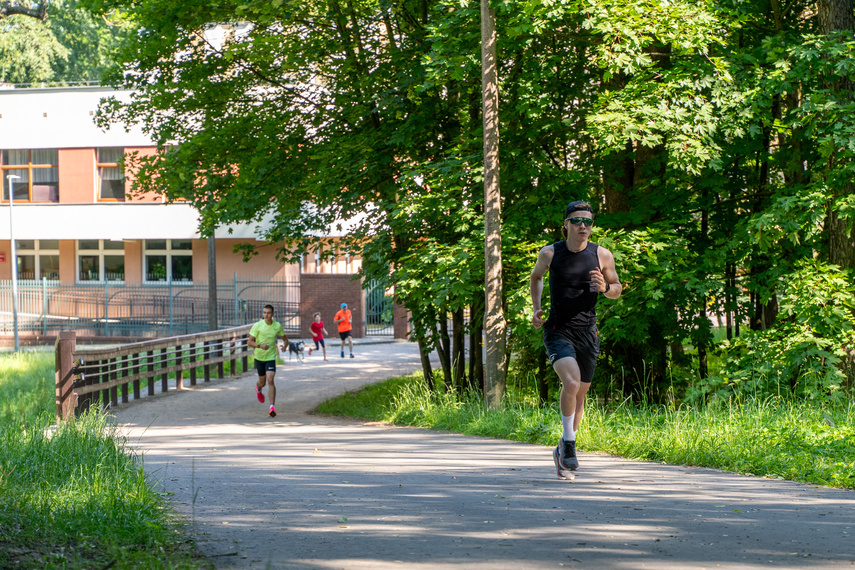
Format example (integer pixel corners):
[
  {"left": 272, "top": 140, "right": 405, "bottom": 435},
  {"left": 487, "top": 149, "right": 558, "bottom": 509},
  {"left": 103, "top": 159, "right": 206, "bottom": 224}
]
[{"left": 256, "top": 387, "right": 265, "bottom": 403}]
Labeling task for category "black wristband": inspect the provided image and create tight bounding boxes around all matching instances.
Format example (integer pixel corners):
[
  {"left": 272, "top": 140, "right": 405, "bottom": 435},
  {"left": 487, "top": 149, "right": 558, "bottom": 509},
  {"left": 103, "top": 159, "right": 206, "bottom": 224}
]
[{"left": 602, "top": 282, "right": 611, "bottom": 294}]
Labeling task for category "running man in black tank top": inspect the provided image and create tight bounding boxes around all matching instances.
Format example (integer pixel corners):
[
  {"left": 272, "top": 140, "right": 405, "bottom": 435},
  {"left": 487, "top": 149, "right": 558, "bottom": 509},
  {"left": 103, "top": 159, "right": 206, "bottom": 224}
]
[{"left": 530, "top": 200, "right": 622, "bottom": 478}]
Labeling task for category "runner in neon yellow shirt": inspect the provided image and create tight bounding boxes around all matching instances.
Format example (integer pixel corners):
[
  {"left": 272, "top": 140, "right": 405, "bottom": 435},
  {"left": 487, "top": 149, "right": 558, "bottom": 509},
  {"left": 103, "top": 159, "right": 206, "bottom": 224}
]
[{"left": 249, "top": 304, "right": 288, "bottom": 417}]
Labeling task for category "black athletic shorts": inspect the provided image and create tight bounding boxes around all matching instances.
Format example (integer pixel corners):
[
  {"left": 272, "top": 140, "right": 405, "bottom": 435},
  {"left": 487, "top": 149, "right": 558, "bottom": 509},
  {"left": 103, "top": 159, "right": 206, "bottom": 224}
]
[
  {"left": 339, "top": 330, "right": 352, "bottom": 340},
  {"left": 255, "top": 359, "right": 276, "bottom": 376},
  {"left": 543, "top": 326, "right": 599, "bottom": 383}
]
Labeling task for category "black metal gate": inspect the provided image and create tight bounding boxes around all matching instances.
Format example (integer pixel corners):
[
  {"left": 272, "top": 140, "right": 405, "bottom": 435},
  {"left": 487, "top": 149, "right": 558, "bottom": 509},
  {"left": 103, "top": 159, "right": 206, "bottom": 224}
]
[{"left": 365, "top": 280, "right": 393, "bottom": 336}]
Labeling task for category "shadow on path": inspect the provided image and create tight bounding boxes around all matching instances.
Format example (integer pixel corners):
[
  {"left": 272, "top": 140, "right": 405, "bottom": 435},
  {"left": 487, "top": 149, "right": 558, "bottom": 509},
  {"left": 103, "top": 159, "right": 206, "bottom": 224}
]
[{"left": 112, "top": 343, "right": 855, "bottom": 569}]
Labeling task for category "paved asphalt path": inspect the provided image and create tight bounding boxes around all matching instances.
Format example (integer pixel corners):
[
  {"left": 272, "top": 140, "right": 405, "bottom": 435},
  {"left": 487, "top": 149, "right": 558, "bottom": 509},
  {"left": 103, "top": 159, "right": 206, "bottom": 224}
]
[{"left": 111, "top": 341, "right": 855, "bottom": 569}]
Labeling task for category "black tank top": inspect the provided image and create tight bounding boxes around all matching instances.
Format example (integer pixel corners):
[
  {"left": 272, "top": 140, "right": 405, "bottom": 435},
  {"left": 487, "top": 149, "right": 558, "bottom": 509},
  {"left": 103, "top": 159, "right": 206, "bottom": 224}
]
[{"left": 545, "top": 241, "right": 600, "bottom": 329}]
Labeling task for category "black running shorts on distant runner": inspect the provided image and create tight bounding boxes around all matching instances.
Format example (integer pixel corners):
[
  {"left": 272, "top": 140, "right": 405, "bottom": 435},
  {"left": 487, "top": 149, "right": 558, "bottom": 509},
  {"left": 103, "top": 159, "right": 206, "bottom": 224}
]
[
  {"left": 543, "top": 326, "right": 599, "bottom": 383},
  {"left": 255, "top": 359, "right": 276, "bottom": 376}
]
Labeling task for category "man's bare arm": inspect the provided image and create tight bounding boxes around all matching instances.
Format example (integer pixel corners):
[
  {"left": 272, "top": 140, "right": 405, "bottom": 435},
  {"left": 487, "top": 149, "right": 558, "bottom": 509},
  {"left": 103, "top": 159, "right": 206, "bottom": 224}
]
[
  {"left": 249, "top": 335, "right": 269, "bottom": 350},
  {"left": 597, "top": 247, "right": 622, "bottom": 300},
  {"left": 530, "top": 246, "right": 554, "bottom": 329}
]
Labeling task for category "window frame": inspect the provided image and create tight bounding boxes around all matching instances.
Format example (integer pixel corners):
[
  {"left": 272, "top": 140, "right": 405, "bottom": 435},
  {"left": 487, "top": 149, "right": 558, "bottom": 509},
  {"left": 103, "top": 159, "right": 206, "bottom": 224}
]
[
  {"left": 16, "top": 240, "right": 60, "bottom": 281},
  {"left": 96, "top": 147, "right": 126, "bottom": 202},
  {"left": 0, "top": 149, "right": 60, "bottom": 203},
  {"left": 76, "top": 239, "right": 125, "bottom": 284},
  {"left": 143, "top": 239, "right": 194, "bottom": 284}
]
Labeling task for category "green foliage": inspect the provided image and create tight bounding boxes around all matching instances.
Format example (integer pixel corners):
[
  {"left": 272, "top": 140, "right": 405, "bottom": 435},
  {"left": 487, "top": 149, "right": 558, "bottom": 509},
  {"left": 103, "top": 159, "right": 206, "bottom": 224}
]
[
  {"left": 694, "top": 260, "right": 855, "bottom": 402},
  {"left": 0, "top": 15, "right": 69, "bottom": 83},
  {"left": 583, "top": 0, "right": 730, "bottom": 174},
  {"left": 89, "top": 0, "right": 855, "bottom": 406},
  {"left": 0, "top": 0, "right": 130, "bottom": 85}
]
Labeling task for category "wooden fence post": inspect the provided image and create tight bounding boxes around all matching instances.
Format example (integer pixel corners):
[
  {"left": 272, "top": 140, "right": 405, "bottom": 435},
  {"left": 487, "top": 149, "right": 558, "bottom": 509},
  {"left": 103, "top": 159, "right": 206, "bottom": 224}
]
[{"left": 55, "top": 331, "right": 77, "bottom": 421}]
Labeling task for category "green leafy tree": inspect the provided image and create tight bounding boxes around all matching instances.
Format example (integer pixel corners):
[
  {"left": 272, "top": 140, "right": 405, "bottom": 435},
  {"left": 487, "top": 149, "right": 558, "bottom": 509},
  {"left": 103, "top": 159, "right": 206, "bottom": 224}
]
[
  {"left": 90, "top": 0, "right": 855, "bottom": 406},
  {"left": 0, "top": 15, "right": 68, "bottom": 83},
  {"left": 0, "top": 0, "right": 129, "bottom": 85}
]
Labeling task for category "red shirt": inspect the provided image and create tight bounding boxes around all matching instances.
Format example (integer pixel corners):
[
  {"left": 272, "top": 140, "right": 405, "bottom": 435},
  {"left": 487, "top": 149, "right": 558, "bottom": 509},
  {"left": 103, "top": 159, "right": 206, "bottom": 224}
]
[{"left": 310, "top": 321, "right": 324, "bottom": 340}]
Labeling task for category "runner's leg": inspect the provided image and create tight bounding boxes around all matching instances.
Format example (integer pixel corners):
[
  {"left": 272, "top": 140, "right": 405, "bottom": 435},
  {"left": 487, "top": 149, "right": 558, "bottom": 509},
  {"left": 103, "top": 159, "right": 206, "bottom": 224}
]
[{"left": 266, "top": 370, "right": 276, "bottom": 406}]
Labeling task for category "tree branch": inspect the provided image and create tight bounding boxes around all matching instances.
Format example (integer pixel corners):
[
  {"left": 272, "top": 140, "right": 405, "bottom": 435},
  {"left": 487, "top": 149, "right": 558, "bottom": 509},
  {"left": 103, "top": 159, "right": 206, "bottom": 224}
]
[{"left": 0, "top": 0, "right": 48, "bottom": 20}]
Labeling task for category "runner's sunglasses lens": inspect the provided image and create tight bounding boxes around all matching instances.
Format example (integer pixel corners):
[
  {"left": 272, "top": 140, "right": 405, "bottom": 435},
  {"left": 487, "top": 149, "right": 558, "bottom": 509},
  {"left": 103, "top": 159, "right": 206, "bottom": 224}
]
[{"left": 566, "top": 217, "right": 594, "bottom": 227}]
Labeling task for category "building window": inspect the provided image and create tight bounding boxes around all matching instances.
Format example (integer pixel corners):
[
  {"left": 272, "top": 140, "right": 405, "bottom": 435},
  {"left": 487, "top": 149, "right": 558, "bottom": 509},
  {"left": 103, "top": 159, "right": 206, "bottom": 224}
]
[
  {"left": 97, "top": 147, "right": 125, "bottom": 201},
  {"left": 1, "top": 149, "right": 59, "bottom": 202},
  {"left": 144, "top": 239, "right": 192, "bottom": 283},
  {"left": 77, "top": 240, "right": 124, "bottom": 282},
  {"left": 16, "top": 240, "right": 59, "bottom": 280}
]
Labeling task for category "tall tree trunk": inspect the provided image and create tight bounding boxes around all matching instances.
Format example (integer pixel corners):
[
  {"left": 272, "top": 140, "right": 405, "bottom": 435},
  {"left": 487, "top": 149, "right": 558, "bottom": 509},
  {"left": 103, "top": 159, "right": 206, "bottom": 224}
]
[
  {"left": 468, "top": 295, "right": 484, "bottom": 394},
  {"left": 452, "top": 307, "right": 466, "bottom": 393},
  {"left": 481, "top": 0, "right": 506, "bottom": 409},
  {"left": 698, "top": 205, "right": 709, "bottom": 380},
  {"left": 602, "top": 139, "right": 634, "bottom": 214},
  {"left": 725, "top": 262, "right": 734, "bottom": 341},
  {"left": 818, "top": 0, "right": 855, "bottom": 385},
  {"left": 437, "top": 314, "right": 452, "bottom": 390},
  {"left": 819, "top": 0, "right": 855, "bottom": 269},
  {"left": 418, "top": 337, "right": 434, "bottom": 391},
  {"left": 750, "top": 119, "right": 779, "bottom": 330}
]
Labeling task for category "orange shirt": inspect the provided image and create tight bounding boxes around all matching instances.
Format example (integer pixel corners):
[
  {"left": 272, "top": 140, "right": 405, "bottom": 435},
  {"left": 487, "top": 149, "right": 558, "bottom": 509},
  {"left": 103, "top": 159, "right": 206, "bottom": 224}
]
[{"left": 334, "top": 309, "right": 352, "bottom": 333}]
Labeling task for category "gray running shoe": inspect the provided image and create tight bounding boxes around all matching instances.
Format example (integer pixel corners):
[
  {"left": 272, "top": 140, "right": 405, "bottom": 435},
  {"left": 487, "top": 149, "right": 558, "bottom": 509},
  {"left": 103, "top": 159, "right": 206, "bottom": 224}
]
[
  {"left": 553, "top": 446, "right": 575, "bottom": 480},
  {"left": 559, "top": 438, "right": 579, "bottom": 471}
]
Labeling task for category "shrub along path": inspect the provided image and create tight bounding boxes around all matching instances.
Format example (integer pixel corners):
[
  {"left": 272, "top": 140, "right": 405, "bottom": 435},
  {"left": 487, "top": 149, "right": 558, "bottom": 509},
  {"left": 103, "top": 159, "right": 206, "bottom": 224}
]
[{"left": 112, "top": 341, "right": 855, "bottom": 569}]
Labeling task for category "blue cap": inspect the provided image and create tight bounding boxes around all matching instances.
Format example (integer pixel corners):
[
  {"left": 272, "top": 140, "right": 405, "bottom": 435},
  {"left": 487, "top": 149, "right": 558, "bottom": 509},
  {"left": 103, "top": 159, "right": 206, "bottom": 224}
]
[{"left": 341, "top": 303, "right": 347, "bottom": 308}]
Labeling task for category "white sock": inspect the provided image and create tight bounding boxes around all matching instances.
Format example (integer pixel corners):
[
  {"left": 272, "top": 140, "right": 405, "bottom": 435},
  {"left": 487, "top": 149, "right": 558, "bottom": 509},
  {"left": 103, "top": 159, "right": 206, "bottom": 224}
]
[{"left": 562, "top": 413, "right": 576, "bottom": 442}]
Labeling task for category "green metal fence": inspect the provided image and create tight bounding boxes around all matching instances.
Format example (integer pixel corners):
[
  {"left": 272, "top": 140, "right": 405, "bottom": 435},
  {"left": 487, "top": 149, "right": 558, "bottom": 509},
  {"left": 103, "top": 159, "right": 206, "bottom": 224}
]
[{"left": 0, "top": 277, "right": 300, "bottom": 338}]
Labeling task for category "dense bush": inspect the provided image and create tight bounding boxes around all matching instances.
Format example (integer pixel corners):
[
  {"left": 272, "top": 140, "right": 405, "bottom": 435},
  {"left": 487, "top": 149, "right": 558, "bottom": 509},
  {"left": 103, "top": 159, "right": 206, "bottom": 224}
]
[{"left": 691, "top": 260, "right": 855, "bottom": 403}]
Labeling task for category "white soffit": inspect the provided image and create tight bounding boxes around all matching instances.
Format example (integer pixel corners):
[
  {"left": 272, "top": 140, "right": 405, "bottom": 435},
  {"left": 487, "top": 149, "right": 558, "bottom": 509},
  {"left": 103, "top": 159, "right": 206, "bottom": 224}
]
[
  {"left": 0, "top": 87, "right": 151, "bottom": 149},
  {"left": 0, "top": 203, "right": 200, "bottom": 240},
  {"left": 0, "top": 203, "right": 274, "bottom": 241}
]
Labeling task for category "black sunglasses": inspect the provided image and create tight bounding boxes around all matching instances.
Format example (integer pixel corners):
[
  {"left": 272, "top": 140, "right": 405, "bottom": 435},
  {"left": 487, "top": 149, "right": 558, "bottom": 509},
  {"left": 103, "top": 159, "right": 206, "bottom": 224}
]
[{"left": 565, "top": 217, "right": 594, "bottom": 227}]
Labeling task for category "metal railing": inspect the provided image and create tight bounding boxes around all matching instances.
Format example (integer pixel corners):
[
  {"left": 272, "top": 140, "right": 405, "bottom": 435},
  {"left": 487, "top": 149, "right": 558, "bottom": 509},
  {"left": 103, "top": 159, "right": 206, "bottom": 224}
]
[{"left": 0, "top": 276, "right": 300, "bottom": 338}]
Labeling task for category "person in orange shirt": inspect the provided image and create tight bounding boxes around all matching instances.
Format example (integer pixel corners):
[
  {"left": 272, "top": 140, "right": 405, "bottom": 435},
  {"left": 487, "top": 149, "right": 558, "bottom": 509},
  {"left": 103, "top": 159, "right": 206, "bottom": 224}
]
[{"left": 333, "top": 302, "right": 354, "bottom": 359}]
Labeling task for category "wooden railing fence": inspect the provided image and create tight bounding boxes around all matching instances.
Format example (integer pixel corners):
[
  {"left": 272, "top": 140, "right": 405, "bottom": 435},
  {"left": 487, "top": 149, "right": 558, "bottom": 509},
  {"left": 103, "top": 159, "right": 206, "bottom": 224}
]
[{"left": 55, "top": 325, "right": 253, "bottom": 420}]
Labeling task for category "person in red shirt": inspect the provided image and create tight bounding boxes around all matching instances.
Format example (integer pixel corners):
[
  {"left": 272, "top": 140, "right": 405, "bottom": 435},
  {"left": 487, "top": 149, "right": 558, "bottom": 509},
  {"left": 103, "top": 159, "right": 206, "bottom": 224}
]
[
  {"left": 333, "top": 302, "right": 355, "bottom": 359},
  {"left": 309, "top": 312, "right": 330, "bottom": 361}
]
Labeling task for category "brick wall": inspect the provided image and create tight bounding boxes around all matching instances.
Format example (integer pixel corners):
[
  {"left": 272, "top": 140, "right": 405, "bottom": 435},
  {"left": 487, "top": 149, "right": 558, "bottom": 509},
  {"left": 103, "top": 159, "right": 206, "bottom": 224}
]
[
  {"left": 393, "top": 302, "right": 410, "bottom": 340},
  {"left": 300, "top": 273, "right": 365, "bottom": 339}
]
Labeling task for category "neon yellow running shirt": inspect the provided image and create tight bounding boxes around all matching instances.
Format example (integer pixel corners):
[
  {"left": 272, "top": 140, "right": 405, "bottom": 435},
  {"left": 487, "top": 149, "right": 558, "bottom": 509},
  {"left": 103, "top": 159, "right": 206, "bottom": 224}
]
[{"left": 250, "top": 319, "right": 285, "bottom": 361}]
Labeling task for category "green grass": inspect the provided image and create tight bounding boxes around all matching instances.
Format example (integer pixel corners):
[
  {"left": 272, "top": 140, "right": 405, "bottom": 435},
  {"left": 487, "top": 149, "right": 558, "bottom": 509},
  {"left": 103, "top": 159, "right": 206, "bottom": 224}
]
[
  {"left": 0, "top": 351, "right": 55, "bottom": 423},
  {"left": 0, "top": 352, "right": 210, "bottom": 569},
  {"left": 317, "top": 372, "right": 855, "bottom": 489}
]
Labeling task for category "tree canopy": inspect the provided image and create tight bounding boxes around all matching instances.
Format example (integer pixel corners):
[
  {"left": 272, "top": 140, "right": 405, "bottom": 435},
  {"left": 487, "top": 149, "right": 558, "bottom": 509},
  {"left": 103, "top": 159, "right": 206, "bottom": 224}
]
[
  {"left": 0, "top": 0, "right": 129, "bottom": 85},
  {"left": 88, "top": 0, "right": 855, "bottom": 404}
]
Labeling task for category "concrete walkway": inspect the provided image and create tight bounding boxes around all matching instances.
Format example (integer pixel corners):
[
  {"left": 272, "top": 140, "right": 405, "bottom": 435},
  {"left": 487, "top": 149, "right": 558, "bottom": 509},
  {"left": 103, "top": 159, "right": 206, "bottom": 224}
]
[{"left": 111, "top": 341, "right": 855, "bottom": 569}]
